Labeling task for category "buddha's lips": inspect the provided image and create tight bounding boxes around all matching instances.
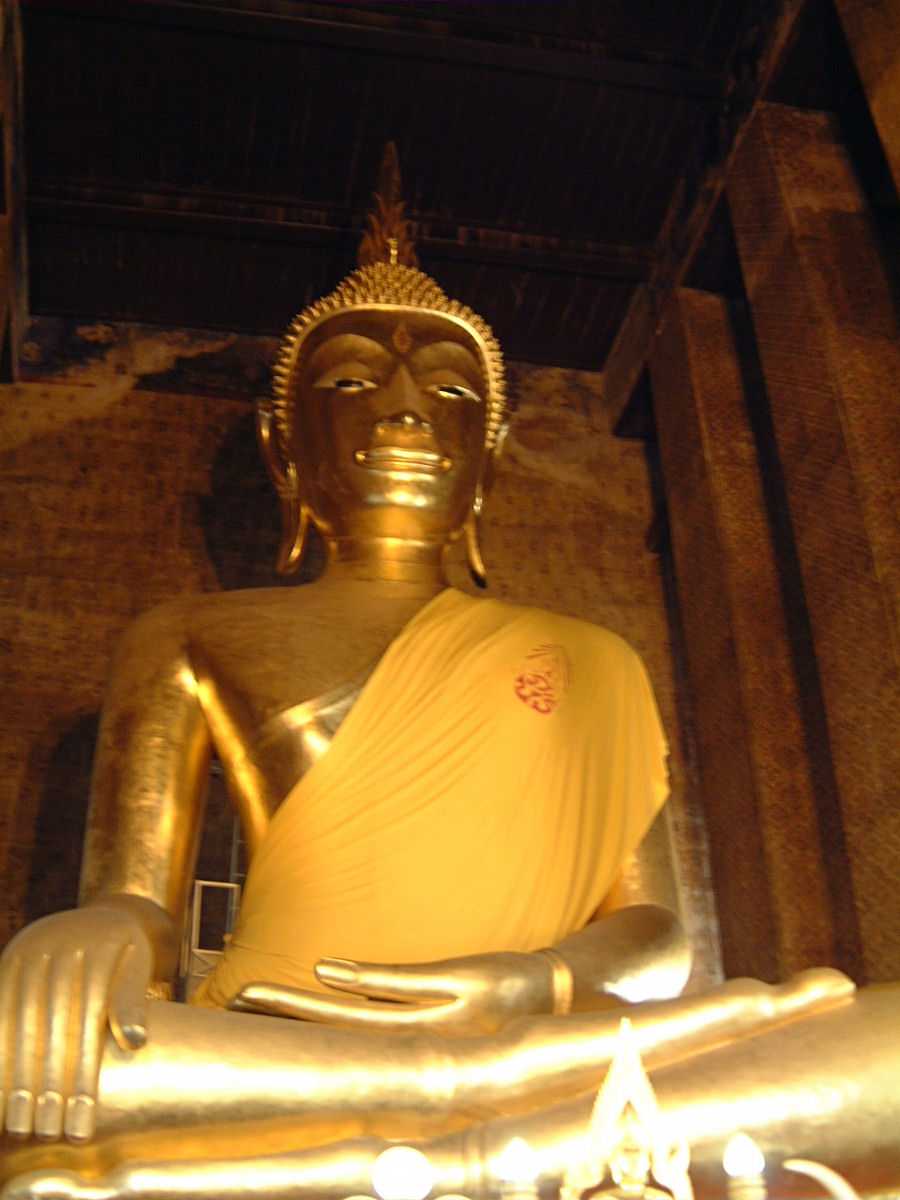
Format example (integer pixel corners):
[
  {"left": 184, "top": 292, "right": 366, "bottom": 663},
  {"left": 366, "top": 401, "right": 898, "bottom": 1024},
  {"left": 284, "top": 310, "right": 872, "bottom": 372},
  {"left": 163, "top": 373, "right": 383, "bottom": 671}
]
[{"left": 354, "top": 446, "right": 452, "bottom": 474}]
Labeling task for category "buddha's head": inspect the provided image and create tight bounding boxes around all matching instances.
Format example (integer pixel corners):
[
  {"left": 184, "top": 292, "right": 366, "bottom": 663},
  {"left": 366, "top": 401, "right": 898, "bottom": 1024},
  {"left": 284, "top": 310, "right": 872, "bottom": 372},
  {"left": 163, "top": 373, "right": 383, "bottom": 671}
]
[{"left": 259, "top": 152, "right": 507, "bottom": 583}]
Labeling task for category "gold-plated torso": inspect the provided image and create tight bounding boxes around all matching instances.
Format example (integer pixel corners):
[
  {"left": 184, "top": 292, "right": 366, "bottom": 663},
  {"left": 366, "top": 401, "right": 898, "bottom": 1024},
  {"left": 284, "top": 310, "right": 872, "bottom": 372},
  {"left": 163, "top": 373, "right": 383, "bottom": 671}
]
[
  {"left": 79, "top": 576, "right": 446, "bottom": 881},
  {"left": 187, "top": 578, "right": 445, "bottom": 854},
  {"left": 251, "top": 671, "right": 368, "bottom": 797}
]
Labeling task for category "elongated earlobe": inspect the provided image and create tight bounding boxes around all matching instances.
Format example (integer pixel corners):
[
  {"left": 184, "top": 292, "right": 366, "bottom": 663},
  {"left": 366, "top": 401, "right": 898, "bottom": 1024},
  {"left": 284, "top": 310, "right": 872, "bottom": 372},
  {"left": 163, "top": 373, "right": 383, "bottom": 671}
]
[
  {"left": 465, "top": 486, "right": 488, "bottom": 589},
  {"left": 257, "top": 400, "right": 308, "bottom": 575},
  {"left": 277, "top": 496, "right": 310, "bottom": 575}
]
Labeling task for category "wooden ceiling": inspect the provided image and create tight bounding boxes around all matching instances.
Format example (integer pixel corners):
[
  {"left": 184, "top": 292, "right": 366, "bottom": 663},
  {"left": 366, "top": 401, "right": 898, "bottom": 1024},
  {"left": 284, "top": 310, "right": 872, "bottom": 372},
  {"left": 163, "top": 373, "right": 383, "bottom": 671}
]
[{"left": 21, "top": 0, "right": 813, "bottom": 368}]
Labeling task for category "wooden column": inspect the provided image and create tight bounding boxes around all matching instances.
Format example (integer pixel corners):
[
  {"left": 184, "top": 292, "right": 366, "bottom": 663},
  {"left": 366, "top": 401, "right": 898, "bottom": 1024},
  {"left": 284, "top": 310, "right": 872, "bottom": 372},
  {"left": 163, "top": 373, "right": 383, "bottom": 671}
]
[
  {"left": 834, "top": 0, "right": 900, "bottom": 195},
  {"left": 650, "top": 288, "right": 836, "bottom": 980},
  {"left": 728, "top": 102, "right": 900, "bottom": 981}
]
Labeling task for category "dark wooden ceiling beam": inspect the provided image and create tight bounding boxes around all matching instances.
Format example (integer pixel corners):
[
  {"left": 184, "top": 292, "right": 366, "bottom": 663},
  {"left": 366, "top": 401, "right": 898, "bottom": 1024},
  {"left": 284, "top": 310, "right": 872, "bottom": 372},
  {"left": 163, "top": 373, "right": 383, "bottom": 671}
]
[
  {"left": 604, "top": 0, "right": 810, "bottom": 429},
  {"left": 22, "top": 0, "right": 726, "bottom": 99},
  {"left": 29, "top": 191, "right": 653, "bottom": 282}
]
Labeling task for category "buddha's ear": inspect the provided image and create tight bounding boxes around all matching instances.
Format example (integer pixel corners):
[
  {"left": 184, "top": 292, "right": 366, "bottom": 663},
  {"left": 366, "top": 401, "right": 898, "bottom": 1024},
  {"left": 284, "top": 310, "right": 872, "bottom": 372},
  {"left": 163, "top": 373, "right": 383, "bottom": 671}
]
[
  {"left": 256, "top": 398, "right": 293, "bottom": 494},
  {"left": 256, "top": 399, "right": 309, "bottom": 575},
  {"left": 481, "top": 420, "right": 509, "bottom": 498},
  {"left": 464, "top": 421, "right": 508, "bottom": 589}
]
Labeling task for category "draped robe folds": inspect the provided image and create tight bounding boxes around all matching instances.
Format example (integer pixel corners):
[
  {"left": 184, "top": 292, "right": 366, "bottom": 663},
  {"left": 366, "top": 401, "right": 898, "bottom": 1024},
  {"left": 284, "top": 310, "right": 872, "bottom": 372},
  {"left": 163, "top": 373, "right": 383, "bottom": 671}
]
[{"left": 192, "top": 589, "right": 669, "bottom": 1007}]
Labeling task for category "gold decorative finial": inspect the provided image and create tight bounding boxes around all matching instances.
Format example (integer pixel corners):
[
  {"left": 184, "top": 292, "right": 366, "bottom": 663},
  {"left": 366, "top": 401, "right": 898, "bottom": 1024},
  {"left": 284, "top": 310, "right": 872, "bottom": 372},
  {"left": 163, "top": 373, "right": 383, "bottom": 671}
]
[
  {"left": 561, "top": 1019, "right": 694, "bottom": 1200},
  {"left": 358, "top": 142, "right": 419, "bottom": 268}
]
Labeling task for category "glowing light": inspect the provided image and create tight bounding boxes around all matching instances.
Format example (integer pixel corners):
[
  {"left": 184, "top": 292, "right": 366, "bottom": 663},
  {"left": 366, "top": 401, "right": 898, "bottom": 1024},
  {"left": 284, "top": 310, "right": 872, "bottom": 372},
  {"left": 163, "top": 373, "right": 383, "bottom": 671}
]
[
  {"left": 723, "top": 1134, "right": 766, "bottom": 1179},
  {"left": 495, "top": 1137, "right": 540, "bottom": 1186},
  {"left": 177, "top": 664, "right": 200, "bottom": 696},
  {"left": 302, "top": 724, "right": 332, "bottom": 760},
  {"left": 372, "top": 1146, "right": 435, "bottom": 1200}
]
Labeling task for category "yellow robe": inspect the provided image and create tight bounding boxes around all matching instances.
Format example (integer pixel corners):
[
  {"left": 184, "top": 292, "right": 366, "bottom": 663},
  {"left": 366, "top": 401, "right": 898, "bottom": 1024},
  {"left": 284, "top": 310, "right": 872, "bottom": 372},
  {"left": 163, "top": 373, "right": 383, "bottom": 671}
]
[{"left": 194, "top": 589, "right": 668, "bottom": 1006}]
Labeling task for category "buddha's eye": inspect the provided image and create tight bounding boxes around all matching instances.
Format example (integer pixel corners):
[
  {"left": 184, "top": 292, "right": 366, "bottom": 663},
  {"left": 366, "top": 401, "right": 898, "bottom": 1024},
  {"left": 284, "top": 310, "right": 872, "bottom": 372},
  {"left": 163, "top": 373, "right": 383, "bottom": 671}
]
[
  {"left": 429, "top": 383, "right": 482, "bottom": 403},
  {"left": 315, "top": 376, "right": 377, "bottom": 392}
]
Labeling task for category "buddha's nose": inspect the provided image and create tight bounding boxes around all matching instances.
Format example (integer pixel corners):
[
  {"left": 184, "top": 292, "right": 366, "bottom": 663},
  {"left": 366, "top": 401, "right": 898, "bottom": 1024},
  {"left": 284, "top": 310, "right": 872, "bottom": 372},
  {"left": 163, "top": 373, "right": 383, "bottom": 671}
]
[{"left": 379, "top": 411, "right": 434, "bottom": 435}]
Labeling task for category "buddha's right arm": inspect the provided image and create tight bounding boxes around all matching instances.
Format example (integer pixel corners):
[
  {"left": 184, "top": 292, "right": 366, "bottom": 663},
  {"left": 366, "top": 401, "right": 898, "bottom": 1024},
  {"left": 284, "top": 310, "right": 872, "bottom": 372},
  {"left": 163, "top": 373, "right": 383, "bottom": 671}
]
[
  {"left": 80, "top": 600, "right": 212, "bottom": 925},
  {"left": 0, "top": 601, "right": 212, "bottom": 1142}
]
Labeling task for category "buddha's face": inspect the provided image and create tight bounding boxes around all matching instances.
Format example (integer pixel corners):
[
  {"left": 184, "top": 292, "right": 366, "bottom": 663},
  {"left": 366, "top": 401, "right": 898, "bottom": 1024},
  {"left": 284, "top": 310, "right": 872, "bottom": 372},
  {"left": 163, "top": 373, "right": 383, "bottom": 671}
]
[{"left": 291, "top": 309, "right": 488, "bottom": 543}]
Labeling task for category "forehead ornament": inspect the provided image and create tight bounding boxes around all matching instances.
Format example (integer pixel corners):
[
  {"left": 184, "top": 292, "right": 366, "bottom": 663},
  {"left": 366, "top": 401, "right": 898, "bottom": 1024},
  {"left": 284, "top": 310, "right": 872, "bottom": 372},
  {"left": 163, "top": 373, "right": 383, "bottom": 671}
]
[
  {"left": 392, "top": 321, "right": 413, "bottom": 356},
  {"left": 269, "top": 144, "right": 507, "bottom": 459}
]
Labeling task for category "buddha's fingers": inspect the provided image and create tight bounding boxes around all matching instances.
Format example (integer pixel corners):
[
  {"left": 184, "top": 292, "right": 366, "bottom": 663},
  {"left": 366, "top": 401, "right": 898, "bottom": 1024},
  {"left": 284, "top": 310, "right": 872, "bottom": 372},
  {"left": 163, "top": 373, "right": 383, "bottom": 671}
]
[
  {"left": 228, "top": 981, "right": 462, "bottom": 1030},
  {"left": 34, "top": 950, "right": 82, "bottom": 1140},
  {"left": 0, "top": 954, "right": 20, "bottom": 1133},
  {"left": 316, "top": 957, "right": 457, "bottom": 1002},
  {"left": 8, "top": 950, "right": 49, "bottom": 1137},
  {"left": 67, "top": 945, "right": 131, "bottom": 1144}
]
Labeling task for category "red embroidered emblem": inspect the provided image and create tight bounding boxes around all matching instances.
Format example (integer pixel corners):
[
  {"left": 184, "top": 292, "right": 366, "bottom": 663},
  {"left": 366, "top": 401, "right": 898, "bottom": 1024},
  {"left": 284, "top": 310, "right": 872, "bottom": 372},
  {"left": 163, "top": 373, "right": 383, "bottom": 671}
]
[{"left": 514, "top": 644, "right": 571, "bottom": 715}]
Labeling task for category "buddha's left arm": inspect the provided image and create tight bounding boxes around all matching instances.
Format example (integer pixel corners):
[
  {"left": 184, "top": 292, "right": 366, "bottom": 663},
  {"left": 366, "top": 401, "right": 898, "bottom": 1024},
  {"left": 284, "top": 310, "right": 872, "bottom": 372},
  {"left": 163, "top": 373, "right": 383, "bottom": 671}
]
[
  {"left": 552, "top": 809, "right": 692, "bottom": 1009},
  {"left": 550, "top": 903, "right": 690, "bottom": 1009}
]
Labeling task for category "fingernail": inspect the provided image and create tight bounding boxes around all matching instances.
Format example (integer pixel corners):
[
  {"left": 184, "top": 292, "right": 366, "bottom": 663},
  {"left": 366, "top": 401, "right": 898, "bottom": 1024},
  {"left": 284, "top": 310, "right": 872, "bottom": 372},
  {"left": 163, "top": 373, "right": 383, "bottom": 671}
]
[
  {"left": 35, "top": 1089, "right": 65, "bottom": 1139},
  {"left": 123, "top": 1021, "right": 147, "bottom": 1049},
  {"left": 6, "top": 1088, "right": 34, "bottom": 1136},
  {"left": 317, "top": 957, "right": 358, "bottom": 984},
  {"left": 65, "top": 1093, "right": 96, "bottom": 1142}
]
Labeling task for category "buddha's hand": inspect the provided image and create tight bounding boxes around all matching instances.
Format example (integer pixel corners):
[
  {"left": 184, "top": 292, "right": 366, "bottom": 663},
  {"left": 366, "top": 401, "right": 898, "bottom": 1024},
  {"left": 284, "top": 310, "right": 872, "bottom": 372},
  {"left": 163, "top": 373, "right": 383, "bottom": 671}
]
[
  {"left": 229, "top": 950, "right": 556, "bottom": 1036},
  {"left": 0, "top": 903, "right": 153, "bottom": 1143}
]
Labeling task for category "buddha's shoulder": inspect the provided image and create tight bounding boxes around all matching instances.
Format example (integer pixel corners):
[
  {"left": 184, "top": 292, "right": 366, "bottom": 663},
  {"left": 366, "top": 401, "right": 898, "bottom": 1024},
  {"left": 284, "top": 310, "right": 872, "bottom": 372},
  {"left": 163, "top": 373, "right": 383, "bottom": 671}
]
[
  {"left": 119, "top": 582, "right": 431, "bottom": 658},
  {"left": 494, "top": 597, "right": 645, "bottom": 666},
  {"left": 118, "top": 586, "right": 307, "bottom": 645}
]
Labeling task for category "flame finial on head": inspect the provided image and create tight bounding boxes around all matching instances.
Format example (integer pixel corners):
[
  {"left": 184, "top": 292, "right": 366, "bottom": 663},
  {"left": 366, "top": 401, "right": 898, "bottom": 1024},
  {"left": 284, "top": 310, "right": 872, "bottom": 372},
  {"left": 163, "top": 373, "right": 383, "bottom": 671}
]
[{"left": 358, "top": 142, "right": 419, "bottom": 269}]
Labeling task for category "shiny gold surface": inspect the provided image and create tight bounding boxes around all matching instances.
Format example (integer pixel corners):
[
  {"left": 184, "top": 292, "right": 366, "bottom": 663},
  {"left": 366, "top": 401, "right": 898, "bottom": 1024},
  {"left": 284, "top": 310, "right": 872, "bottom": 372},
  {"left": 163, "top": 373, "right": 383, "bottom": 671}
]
[
  {"left": 1, "top": 161, "right": 898, "bottom": 1196},
  {"left": 4, "top": 973, "right": 899, "bottom": 1196}
]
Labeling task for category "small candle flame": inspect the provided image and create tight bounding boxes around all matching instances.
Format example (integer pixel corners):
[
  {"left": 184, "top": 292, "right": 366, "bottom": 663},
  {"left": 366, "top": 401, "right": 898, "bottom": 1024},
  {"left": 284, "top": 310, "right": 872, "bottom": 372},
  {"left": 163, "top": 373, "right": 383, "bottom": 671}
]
[
  {"left": 723, "top": 1133, "right": 766, "bottom": 1179},
  {"left": 495, "top": 1137, "right": 540, "bottom": 1186}
]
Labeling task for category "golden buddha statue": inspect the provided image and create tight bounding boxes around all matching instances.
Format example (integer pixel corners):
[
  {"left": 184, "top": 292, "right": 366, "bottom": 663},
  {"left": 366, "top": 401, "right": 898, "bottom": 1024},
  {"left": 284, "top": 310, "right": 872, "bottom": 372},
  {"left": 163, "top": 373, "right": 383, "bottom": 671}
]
[{"left": 1, "top": 152, "right": 898, "bottom": 1200}]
